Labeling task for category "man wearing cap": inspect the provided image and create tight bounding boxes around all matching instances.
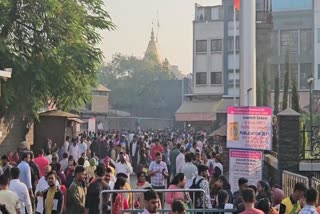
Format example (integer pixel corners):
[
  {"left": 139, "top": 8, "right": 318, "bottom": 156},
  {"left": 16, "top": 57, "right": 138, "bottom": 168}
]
[{"left": 109, "top": 151, "right": 133, "bottom": 182}]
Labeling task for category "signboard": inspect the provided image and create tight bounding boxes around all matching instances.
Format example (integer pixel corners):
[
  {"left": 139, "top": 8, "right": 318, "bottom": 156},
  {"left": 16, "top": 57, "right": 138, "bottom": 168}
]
[
  {"left": 229, "top": 149, "right": 263, "bottom": 193},
  {"left": 227, "top": 106, "right": 272, "bottom": 151}
]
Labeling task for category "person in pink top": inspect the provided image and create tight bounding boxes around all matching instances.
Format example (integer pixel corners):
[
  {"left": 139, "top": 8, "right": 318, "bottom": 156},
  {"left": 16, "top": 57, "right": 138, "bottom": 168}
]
[
  {"left": 165, "top": 173, "right": 191, "bottom": 214},
  {"left": 33, "top": 149, "right": 50, "bottom": 177},
  {"left": 151, "top": 139, "right": 163, "bottom": 161},
  {"left": 241, "top": 188, "right": 264, "bottom": 214}
]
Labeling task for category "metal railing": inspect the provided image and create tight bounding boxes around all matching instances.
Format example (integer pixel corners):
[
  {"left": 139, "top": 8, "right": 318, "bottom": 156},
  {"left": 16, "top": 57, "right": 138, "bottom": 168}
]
[
  {"left": 99, "top": 189, "right": 207, "bottom": 214},
  {"left": 122, "top": 208, "right": 237, "bottom": 214},
  {"left": 311, "top": 177, "right": 320, "bottom": 205},
  {"left": 282, "top": 170, "right": 309, "bottom": 197}
]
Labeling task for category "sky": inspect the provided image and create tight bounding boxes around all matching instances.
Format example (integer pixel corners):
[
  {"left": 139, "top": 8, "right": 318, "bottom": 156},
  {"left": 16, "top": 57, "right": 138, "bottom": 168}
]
[{"left": 99, "top": 0, "right": 221, "bottom": 75}]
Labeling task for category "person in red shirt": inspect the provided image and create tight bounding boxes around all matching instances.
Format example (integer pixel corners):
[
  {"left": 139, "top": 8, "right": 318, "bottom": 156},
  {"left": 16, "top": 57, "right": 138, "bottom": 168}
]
[
  {"left": 151, "top": 139, "right": 163, "bottom": 161},
  {"left": 241, "top": 188, "right": 264, "bottom": 214},
  {"left": 33, "top": 149, "right": 50, "bottom": 177}
]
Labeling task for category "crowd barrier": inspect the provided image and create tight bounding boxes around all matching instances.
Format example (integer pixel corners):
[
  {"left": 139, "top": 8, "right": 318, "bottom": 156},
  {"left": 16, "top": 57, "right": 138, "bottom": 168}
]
[
  {"left": 282, "top": 170, "right": 309, "bottom": 197},
  {"left": 99, "top": 188, "right": 218, "bottom": 214}
]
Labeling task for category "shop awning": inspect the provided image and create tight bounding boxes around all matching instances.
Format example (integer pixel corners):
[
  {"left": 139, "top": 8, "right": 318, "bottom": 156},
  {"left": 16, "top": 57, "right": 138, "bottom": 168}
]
[
  {"left": 175, "top": 99, "right": 234, "bottom": 122},
  {"left": 210, "top": 124, "right": 227, "bottom": 137}
]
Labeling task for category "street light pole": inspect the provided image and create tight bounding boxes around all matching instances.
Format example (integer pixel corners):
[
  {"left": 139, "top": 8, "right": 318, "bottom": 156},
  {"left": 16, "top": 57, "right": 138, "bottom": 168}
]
[{"left": 307, "top": 74, "right": 314, "bottom": 128}]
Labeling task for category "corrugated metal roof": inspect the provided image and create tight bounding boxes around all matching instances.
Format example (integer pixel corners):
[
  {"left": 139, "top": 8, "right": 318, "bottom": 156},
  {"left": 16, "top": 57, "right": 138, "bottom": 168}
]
[
  {"left": 39, "top": 110, "right": 79, "bottom": 118},
  {"left": 176, "top": 99, "right": 233, "bottom": 114},
  {"left": 210, "top": 124, "right": 227, "bottom": 137},
  {"left": 67, "top": 117, "right": 85, "bottom": 123},
  {"left": 93, "top": 84, "right": 111, "bottom": 92}
]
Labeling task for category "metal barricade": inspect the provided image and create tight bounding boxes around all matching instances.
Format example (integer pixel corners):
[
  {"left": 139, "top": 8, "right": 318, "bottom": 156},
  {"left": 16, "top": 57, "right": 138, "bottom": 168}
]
[
  {"left": 99, "top": 188, "right": 207, "bottom": 214},
  {"left": 311, "top": 177, "right": 320, "bottom": 205},
  {"left": 121, "top": 208, "right": 238, "bottom": 213},
  {"left": 282, "top": 170, "right": 309, "bottom": 197}
]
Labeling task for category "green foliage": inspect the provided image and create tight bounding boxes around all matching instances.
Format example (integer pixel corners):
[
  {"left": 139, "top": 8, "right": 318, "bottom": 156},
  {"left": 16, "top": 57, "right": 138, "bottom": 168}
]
[
  {"left": 98, "top": 54, "right": 175, "bottom": 115},
  {"left": 0, "top": 0, "right": 115, "bottom": 116},
  {"left": 274, "top": 74, "right": 280, "bottom": 115},
  {"left": 262, "top": 64, "right": 269, "bottom": 106},
  {"left": 291, "top": 78, "right": 300, "bottom": 113}
]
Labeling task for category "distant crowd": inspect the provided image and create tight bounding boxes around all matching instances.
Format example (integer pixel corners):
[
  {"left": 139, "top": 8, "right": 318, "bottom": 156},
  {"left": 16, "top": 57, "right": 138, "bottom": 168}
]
[{"left": 0, "top": 129, "right": 319, "bottom": 214}]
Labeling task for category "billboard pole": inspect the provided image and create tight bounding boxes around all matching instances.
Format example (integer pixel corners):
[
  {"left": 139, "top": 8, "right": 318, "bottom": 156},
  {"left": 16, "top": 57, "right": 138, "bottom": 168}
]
[{"left": 239, "top": 0, "right": 256, "bottom": 106}]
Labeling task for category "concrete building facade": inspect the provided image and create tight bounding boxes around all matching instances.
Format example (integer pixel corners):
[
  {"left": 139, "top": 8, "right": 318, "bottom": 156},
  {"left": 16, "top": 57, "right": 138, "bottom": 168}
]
[
  {"left": 193, "top": 4, "right": 225, "bottom": 95},
  {"left": 314, "top": 0, "right": 320, "bottom": 88}
]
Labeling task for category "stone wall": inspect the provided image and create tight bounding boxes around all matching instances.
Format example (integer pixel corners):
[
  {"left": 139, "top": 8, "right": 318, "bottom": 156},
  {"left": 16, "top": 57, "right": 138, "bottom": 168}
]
[
  {"left": 84, "top": 115, "right": 174, "bottom": 131},
  {"left": 0, "top": 115, "right": 34, "bottom": 156}
]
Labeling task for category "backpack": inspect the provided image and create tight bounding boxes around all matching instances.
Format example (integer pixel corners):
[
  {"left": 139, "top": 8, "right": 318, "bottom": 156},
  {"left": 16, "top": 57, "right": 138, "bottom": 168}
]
[{"left": 189, "top": 177, "right": 204, "bottom": 208}]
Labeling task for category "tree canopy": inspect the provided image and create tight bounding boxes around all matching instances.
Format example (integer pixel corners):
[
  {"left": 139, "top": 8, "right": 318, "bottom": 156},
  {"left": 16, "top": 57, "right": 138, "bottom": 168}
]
[
  {"left": 98, "top": 54, "right": 175, "bottom": 116},
  {"left": 0, "top": 0, "right": 114, "bottom": 116}
]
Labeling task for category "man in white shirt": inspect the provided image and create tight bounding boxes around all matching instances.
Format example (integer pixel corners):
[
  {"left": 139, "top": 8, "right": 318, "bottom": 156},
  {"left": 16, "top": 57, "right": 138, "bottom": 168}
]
[
  {"left": 110, "top": 151, "right": 133, "bottom": 181},
  {"left": 0, "top": 174, "right": 20, "bottom": 214},
  {"left": 62, "top": 136, "right": 70, "bottom": 154},
  {"left": 196, "top": 136, "right": 204, "bottom": 152},
  {"left": 78, "top": 139, "right": 88, "bottom": 158},
  {"left": 59, "top": 152, "right": 69, "bottom": 171},
  {"left": 9, "top": 167, "right": 33, "bottom": 214},
  {"left": 181, "top": 153, "right": 198, "bottom": 188},
  {"left": 176, "top": 146, "right": 186, "bottom": 173},
  {"left": 17, "top": 153, "right": 34, "bottom": 203},
  {"left": 35, "top": 165, "right": 59, "bottom": 213},
  {"left": 68, "top": 139, "right": 80, "bottom": 161}
]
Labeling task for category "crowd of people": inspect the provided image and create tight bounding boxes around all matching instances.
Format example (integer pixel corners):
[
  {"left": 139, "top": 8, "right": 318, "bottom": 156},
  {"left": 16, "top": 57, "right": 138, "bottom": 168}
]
[{"left": 0, "top": 129, "right": 319, "bottom": 214}]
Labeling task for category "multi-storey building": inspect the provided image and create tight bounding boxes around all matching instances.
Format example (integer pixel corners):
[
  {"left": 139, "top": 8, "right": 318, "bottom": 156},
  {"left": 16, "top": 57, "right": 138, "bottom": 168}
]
[
  {"left": 176, "top": 1, "right": 272, "bottom": 129},
  {"left": 269, "top": 0, "right": 314, "bottom": 110}
]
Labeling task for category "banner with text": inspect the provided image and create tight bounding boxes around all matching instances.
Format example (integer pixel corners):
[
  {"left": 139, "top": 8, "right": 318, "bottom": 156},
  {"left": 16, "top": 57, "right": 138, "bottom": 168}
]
[
  {"left": 229, "top": 149, "right": 263, "bottom": 193},
  {"left": 227, "top": 106, "right": 272, "bottom": 150}
]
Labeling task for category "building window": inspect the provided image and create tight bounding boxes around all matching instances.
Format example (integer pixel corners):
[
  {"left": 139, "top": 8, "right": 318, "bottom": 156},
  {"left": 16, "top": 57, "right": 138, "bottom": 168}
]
[
  {"left": 280, "top": 30, "right": 298, "bottom": 56},
  {"left": 196, "top": 40, "right": 207, "bottom": 53},
  {"left": 318, "top": 29, "right": 320, "bottom": 43},
  {"left": 300, "top": 63, "right": 312, "bottom": 89},
  {"left": 300, "top": 29, "right": 313, "bottom": 55},
  {"left": 227, "top": 36, "right": 239, "bottom": 52},
  {"left": 196, "top": 72, "right": 207, "bottom": 85},
  {"left": 318, "top": 64, "right": 320, "bottom": 79},
  {"left": 211, "top": 39, "right": 222, "bottom": 52},
  {"left": 210, "top": 72, "right": 222, "bottom": 84},
  {"left": 272, "top": 31, "right": 279, "bottom": 56},
  {"left": 228, "top": 79, "right": 240, "bottom": 87},
  {"left": 211, "top": 7, "right": 219, "bottom": 20},
  {"left": 205, "top": 7, "right": 211, "bottom": 21}
]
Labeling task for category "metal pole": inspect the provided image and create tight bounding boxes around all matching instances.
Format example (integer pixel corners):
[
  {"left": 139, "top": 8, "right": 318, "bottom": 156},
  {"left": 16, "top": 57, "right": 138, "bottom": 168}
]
[
  {"left": 239, "top": 0, "right": 256, "bottom": 106},
  {"left": 310, "top": 82, "right": 313, "bottom": 127},
  {"left": 233, "top": 5, "right": 237, "bottom": 105}
]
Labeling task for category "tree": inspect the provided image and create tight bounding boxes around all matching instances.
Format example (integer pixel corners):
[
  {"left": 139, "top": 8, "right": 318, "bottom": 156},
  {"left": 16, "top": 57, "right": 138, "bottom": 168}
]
[
  {"left": 274, "top": 74, "right": 280, "bottom": 115},
  {"left": 0, "top": 0, "right": 115, "bottom": 116},
  {"left": 282, "top": 52, "right": 290, "bottom": 110},
  {"left": 262, "top": 64, "right": 269, "bottom": 106},
  {"left": 291, "top": 77, "right": 300, "bottom": 112},
  {"left": 98, "top": 54, "right": 175, "bottom": 116}
]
